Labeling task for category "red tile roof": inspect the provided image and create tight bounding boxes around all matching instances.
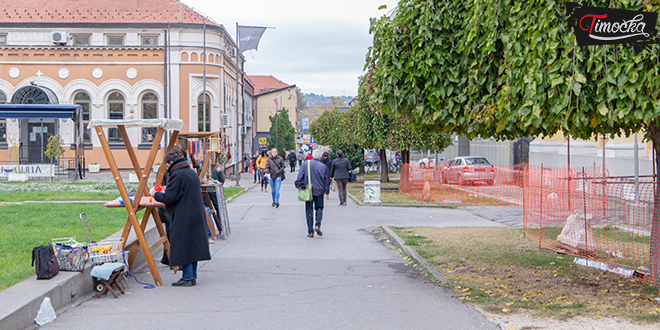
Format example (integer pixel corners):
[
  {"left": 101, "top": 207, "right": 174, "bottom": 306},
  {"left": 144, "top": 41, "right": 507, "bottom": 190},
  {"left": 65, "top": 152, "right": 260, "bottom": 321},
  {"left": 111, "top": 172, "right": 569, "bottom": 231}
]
[
  {"left": 247, "top": 75, "right": 290, "bottom": 95},
  {"left": 0, "top": 0, "right": 220, "bottom": 26}
]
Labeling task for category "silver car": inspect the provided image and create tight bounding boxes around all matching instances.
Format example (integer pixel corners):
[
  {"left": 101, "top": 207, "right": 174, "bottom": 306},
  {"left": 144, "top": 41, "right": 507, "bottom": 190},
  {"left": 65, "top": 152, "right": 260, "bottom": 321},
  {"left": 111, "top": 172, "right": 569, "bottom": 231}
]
[{"left": 441, "top": 156, "right": 496, "bottom": 186}]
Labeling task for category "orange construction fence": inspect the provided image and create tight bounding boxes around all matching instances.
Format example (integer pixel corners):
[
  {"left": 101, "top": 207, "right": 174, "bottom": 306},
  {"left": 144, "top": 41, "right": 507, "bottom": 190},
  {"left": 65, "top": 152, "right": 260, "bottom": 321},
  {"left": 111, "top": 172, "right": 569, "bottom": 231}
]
[{"left": 400, "top": 162, "right": 660, "bottom": 284}]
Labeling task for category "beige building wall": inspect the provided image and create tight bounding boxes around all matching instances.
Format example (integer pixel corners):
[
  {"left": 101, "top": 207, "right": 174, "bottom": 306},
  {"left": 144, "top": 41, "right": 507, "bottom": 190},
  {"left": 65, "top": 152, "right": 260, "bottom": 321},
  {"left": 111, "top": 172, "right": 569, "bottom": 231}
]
[{"left": 255, "top": 88, "right": 297, "bottom": 133}]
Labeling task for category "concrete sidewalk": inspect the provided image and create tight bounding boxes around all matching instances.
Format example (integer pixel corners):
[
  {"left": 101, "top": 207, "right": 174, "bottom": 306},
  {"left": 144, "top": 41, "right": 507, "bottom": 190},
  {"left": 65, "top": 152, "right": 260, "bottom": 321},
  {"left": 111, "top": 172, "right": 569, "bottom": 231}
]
[{"left": 34, "top": 169, "right": 503, "bottom": 330}]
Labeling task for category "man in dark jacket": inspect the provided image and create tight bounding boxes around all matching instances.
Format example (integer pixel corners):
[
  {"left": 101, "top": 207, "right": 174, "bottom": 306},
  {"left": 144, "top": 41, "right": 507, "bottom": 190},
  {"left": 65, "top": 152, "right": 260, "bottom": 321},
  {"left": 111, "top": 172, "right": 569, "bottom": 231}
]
[
  {"left": 287, "top": 149, "right": 297, "bottom": 172},
  {"left": 153, "top": 151, "right": 211, "bottom": 287},
  {"left": 330, "top": 149, "right": 352, "bottom": 206},
  {"left": 320, "top": 151, "right": 334, "bottom": 199},
  {"left": 294, "top": 149, "right": 330, "bottom": 238}
]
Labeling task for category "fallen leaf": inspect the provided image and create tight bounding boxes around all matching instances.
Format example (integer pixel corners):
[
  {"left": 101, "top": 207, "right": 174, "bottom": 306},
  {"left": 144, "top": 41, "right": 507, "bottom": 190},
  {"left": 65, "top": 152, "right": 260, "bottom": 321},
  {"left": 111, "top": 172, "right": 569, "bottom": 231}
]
[
  {"left": 505, "top": 302, "right": 514, "bottom": 306},
  {"left": 502, "top": 308, "right": 511, "bottom": 313}
]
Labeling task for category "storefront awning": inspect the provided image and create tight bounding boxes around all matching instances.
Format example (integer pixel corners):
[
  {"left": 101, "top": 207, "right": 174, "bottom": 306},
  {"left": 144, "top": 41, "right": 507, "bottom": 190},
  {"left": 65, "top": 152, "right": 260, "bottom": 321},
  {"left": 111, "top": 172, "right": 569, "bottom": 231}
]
[{"left": 0, "top": 104, "right": 82, "bottom": 119}]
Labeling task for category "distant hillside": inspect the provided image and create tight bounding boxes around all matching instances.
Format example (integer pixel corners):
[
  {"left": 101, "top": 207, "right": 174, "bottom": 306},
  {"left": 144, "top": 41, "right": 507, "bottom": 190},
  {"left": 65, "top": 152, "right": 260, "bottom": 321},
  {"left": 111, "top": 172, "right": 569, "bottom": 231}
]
[{"left": 304, "top": 93, "right": 353, "bottom": 107}]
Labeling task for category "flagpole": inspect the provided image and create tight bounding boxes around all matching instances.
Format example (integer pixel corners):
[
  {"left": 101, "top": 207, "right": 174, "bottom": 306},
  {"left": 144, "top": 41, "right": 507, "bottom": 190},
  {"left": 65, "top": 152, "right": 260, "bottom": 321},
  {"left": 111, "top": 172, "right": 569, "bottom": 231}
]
[{"left": 235, "top": 22, "right": 242, "bottom": 186}]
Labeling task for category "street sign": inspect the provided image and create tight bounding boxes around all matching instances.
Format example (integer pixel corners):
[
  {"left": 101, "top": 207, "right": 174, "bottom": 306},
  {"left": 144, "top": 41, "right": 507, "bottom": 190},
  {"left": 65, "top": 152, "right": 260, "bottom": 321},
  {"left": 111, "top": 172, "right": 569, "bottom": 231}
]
[{"left": 258, "top": 138, "right": 267, "bottom": 145}]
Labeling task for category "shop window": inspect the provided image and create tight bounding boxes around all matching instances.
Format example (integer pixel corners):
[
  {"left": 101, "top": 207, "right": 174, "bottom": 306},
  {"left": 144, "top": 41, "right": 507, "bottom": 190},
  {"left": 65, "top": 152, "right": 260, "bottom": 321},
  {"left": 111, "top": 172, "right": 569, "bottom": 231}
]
[
  {"left": 107, "top": 92, "right": 124, "bottom": 143},
  {"left": 74, "top": 92, "right": 91, "bottom": 143},
  {"left": 141, "top": 93, "right": 158, "bottom": 143},
  {"left": 198, "top": 93, "right": 210, "bottom": 132}
]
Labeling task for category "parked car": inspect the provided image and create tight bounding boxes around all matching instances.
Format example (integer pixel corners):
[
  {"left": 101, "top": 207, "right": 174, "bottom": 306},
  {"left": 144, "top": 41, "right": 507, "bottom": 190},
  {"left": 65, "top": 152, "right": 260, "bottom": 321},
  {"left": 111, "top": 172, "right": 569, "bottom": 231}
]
[
  {"left": 418, "top": 154, "right": 445, "bottom": 168},
  {"left": 441, "top": 156, "right": 496, "bottom": 186},
  {"left": 364, "top": 152, "right": 380, "bottom": 166}
]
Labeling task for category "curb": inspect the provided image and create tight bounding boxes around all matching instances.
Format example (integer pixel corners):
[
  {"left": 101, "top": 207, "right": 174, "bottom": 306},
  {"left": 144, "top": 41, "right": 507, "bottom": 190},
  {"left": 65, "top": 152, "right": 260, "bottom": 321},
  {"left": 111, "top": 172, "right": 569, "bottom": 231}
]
[
  {"left": 346, "top": 190, "right": 454, "bottom": 208},
  {"left": 0, "top": 224, "right": 161, "bottom": 330},
  {"left": 381, "top": 226, "right": 447, "bottom": 285}
]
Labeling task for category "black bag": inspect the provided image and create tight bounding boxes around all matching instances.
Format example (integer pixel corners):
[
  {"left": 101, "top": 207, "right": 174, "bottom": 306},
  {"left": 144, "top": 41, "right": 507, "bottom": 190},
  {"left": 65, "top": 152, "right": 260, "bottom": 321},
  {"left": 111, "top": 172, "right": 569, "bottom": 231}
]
[
  {"left": 281, "top": 171, "right": 286, "bottom": 181},
  {"left": 32, "top": 244, "right": 59, "bottom": 280},
  {"left": 349, "top": 171, "right": 357, "bottom": 183}
]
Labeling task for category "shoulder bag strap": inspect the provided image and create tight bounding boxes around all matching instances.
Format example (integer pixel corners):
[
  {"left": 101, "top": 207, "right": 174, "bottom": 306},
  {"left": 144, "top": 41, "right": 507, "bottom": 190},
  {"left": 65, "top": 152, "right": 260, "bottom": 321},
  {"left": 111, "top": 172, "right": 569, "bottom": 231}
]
[{"left": 307, "top": 160, "right": 312, "bottom": 187}]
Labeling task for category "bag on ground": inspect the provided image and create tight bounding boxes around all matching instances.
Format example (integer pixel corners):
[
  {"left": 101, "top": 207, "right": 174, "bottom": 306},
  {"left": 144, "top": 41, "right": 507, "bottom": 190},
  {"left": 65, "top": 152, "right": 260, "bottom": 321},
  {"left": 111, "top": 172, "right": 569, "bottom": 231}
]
[
  {"left": 32, "top": 244, "right": 59, "bottom": 280},
  {"left": 52, "top": 238, "right": 87, "bottom": 272}
]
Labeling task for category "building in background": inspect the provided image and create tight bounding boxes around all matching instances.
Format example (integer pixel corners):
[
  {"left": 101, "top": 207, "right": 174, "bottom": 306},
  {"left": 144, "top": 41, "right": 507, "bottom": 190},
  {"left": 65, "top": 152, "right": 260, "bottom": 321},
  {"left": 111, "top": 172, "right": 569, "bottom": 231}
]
[
  {"left": 247, "top": 75, "right": 297, "bottom": 152},
  {"left": 0, "top": 0, "right": 252, "bottom": 171}
]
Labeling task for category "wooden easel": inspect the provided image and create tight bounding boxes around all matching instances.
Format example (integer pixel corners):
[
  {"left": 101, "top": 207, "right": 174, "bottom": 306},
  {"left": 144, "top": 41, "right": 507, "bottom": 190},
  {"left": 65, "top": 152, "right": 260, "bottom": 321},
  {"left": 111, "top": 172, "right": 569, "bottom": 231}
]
[
  {"left": 177, "top": 132, "right": 224, "bottom": 237},
  {"left": 93, "top": 119, "right": 183, "bottom": 286}
]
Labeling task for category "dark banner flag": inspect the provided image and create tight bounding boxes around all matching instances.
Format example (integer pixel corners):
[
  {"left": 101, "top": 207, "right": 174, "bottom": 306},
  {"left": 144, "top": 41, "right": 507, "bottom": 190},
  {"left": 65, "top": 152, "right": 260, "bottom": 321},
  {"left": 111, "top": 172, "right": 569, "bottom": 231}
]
[
  {"left": 238, "top": 26, "right": 268, "bottom": 53},
  {"left": 566, "top": 2, "right": 658, "bottom": 49}
]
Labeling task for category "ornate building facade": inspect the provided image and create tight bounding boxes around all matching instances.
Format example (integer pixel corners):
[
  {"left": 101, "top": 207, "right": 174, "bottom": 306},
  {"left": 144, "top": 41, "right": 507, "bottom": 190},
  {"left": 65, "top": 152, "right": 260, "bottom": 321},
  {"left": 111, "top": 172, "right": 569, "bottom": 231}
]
[{"left": 0, "top": 0, "right": 252, "bottom": 170}]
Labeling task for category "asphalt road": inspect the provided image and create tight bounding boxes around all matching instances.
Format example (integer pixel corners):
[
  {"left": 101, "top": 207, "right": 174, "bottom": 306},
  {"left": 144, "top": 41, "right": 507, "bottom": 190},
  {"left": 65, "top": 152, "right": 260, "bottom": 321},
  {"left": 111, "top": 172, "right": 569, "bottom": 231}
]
[{"left": 40, "top": 171, "right": 505, "bottom": 330}]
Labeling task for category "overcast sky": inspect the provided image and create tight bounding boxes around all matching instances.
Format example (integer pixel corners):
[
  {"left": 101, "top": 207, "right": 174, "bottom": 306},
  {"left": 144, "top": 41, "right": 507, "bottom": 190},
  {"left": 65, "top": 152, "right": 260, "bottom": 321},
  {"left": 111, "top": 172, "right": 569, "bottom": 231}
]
[{"left": 183, "top": 0, "right": 398, "bottom": 97}]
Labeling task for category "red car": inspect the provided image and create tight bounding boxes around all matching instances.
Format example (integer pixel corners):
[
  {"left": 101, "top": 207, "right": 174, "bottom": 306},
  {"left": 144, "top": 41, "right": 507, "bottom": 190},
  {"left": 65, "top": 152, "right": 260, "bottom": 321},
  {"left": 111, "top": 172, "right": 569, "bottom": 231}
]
[{"left": 441, "top": 156, "right": 496, "bottom": 186}]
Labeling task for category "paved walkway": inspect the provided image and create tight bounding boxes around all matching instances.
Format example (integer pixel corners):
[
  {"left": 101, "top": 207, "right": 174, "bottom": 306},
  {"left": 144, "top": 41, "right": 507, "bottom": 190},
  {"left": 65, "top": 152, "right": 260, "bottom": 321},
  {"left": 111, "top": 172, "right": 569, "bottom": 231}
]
[{"left": 38, "top": 170, "right": 509, "bottom": 330}]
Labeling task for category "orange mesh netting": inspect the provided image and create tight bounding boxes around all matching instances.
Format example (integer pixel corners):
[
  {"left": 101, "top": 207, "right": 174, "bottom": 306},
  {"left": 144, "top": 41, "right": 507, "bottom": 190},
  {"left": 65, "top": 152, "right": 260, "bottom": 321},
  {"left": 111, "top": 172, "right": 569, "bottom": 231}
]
[{"left": 399, "top": 162, "right": 657, "bottom": 283}]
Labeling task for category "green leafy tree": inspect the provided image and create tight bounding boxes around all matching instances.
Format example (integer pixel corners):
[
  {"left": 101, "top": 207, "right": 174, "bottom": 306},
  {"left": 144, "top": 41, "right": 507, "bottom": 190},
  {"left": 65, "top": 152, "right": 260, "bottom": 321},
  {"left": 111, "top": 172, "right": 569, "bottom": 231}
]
[
  {"left": 44, "top": 134, "right": 65, "bottom": 184},
  {"left": 365, "top": 0, "right": 660, "bottom": 281},
  {"left": 267, "top": 108, "right": 295, "bottom": 152}
]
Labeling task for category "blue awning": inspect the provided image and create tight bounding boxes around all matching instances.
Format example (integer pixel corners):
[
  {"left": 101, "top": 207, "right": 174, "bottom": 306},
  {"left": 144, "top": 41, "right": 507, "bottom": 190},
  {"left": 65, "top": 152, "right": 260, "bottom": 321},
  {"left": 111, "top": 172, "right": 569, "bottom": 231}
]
[{"left": 0, "top": 104, "right": 82, "bottom": 119}]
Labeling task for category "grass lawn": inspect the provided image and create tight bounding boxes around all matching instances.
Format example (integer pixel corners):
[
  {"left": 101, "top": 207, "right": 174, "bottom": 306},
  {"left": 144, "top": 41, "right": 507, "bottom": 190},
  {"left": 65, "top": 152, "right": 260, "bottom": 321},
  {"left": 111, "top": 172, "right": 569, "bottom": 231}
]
[
  {"left": 392, "top": 227, "right": 660, "bottom": 323},
  {"left": 0, "top": 204, "right": 130, "bottom": 291},
  {"left": 0, "top": 183, "right": 245, "bottom": 291}
]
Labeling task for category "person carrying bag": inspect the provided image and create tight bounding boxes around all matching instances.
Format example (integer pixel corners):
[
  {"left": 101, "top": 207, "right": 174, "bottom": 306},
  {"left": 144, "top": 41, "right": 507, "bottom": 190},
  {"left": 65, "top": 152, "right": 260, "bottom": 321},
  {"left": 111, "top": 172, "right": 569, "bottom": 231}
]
[
  {"left": 294, "top": 150, "right": 330, "bottom": 238},
  {"left": 297, "top": 159, "right": 313, "bottom": 201}
]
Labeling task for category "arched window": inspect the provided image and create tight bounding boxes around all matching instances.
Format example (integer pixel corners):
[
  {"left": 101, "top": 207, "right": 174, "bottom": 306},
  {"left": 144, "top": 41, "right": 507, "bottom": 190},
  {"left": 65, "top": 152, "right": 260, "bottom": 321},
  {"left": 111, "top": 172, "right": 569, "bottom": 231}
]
[
  {"left": 198, "top": 93, "right": 210, "bottom": 132},
  {"left": 107, "top": 92, "right": 124, "bottom": 143},
  {"left": 74, "top": 92, "right": 91, "bottom": 143},
  {"left": 141, "top": 92, "right": 158, "bottom": 143},
  {"left": 0, "top": 91, "right": 5, "bottom": 143}
]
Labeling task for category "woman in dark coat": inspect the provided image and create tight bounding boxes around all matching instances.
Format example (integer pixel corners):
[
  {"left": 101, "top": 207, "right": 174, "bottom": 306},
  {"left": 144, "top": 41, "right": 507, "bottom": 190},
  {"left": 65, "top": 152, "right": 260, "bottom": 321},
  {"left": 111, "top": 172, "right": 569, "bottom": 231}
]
[
  {"left": 330, "top": 150, "right": 352, "bottom": 206},
  {"left": 153, "top": 151, "right": 211, "bottom": 286}
]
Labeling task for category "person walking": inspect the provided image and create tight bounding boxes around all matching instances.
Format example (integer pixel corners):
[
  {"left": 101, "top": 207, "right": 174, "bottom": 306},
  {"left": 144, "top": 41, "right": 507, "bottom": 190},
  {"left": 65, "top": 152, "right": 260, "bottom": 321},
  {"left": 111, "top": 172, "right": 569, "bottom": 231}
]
[
  {"left": 320, "top": 151, "right": 334, "bottom": 199},
  {"left": 330, "top": 149, "right": 352, "bottom": 206},
  {"left": 264, "top": 148, "right": 286, "bottom": 207},
  {"left": 252, "top": 151, "right": 259, "bottom": 183},
  {"left": 287, "top": 149, "right": 297, "bottom": 172},
  {"left": 152, "top": 151, "right": 211, "bottom": 286},
  {"left": 295, "top": 149, "right": 330, "bottom": 238},
  {"left": 257, "top": 150, "right": 269, "bottom": 192},
  {"left": 297, "top": 150, "right": 303, "bottom": 167}
]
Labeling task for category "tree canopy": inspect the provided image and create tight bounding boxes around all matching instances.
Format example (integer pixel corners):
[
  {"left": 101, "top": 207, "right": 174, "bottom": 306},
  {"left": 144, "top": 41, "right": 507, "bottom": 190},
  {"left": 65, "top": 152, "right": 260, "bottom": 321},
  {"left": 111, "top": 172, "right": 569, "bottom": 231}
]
[
  {"left": 365, "top": 0, "right": 659, "bottom": 141},
  {"left": 267, "top": 108, "right": 295, "bottom": 151}
]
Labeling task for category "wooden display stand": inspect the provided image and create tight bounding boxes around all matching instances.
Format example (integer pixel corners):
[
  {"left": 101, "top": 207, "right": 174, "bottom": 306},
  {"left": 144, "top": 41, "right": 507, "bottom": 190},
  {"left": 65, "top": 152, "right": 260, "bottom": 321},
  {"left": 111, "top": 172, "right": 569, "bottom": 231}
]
[
  {"left": 177, "top": 132, "right": 226, "bottom": 238},
  {"left": 92, "top": 119, "right": 184, "bottom": 286}
]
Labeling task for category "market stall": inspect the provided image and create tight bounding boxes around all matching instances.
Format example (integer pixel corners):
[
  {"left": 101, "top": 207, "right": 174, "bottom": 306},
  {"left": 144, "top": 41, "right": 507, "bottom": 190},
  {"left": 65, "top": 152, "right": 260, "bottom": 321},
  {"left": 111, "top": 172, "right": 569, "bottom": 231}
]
[
  {"left": 176, "top": 132, "right": 229, "bottom": 238},
  {"left": 91, "top": 118, "right": 183, "bottom": 286}
]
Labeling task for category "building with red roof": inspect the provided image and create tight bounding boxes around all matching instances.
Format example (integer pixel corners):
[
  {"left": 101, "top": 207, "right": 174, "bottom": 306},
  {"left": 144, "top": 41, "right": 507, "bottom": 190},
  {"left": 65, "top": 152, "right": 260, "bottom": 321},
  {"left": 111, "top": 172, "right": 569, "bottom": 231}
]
[{"left": 0, "top": 0, "right": 254, "bottom": 173}]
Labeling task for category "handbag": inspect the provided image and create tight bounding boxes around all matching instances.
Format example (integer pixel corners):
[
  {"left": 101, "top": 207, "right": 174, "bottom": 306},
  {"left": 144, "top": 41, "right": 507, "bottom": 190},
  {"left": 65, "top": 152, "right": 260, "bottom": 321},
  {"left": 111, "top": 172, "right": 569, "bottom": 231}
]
[
  {"left": 297, "top": 160, "right": 313, "bottom": 202},
  {"left": 349, "top": 171, "right": 357, "bottom": 183},
  {"left": 52, "top": 238, "right": 87, "bottom": 272},
  {"left": 330, "top": 180, "right": 337, "bottom": 192},
  {"left": 32, "top": 244, "right": 59, "bottom": 280}
]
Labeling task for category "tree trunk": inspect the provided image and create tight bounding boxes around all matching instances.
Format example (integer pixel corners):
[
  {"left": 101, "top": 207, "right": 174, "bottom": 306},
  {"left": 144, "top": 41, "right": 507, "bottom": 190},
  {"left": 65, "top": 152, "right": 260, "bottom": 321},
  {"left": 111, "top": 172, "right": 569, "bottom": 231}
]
[
  {"left": 379, "top": 148, "right": 389, "bottom": 183},
  {"left": 400, "top": 150, "right": 411, "bottom": 192},
  {"left": 358, "top": 147, "right": 365, "bottom": 174},
  {"left": 649, "top": 120, "right": 660, "bottom": 284}
]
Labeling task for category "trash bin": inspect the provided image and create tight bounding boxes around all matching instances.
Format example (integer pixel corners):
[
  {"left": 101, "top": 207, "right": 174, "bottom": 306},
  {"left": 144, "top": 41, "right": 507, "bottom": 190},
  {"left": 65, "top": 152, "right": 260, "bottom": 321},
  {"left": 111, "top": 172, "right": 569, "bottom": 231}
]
[{"left": 364, "top": 180, "right": 381, "bottom": 203}]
